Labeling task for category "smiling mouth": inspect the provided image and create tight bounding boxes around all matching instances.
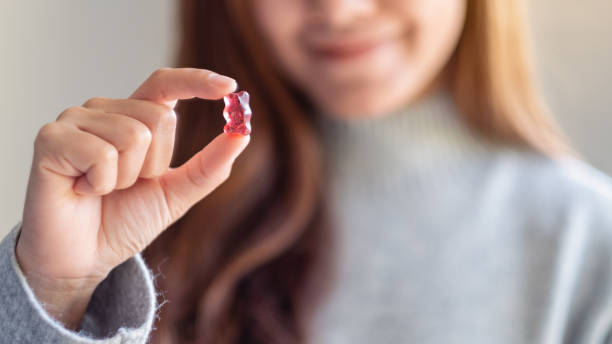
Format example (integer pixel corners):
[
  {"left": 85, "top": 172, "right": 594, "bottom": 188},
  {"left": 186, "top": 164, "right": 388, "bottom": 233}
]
[{"left": 307, "top": 36, "right": 392, "bottom": 60}]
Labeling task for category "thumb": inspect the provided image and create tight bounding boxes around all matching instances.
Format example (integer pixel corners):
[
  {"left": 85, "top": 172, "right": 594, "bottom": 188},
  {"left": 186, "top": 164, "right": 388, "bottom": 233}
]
[{"left": 159, "top": 132, "right": 250, "bottom": 221}]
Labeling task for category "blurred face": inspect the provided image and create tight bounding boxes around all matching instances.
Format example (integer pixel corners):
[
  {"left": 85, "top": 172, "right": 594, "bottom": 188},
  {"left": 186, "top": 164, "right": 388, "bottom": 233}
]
[{"left": 252, "top": 0, "right": 467, "bottom": 118}]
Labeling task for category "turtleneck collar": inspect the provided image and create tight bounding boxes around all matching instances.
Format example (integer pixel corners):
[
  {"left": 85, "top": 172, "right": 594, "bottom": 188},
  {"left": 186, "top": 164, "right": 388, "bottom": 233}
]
[{"left": 315, "top": 89, "right": 497, "bottom": 193}]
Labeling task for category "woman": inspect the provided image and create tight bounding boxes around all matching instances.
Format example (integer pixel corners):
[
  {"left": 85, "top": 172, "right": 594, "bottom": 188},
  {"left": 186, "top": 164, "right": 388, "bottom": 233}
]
[{"left": 2, "top": 0, "right": 612, "bottom": 343}]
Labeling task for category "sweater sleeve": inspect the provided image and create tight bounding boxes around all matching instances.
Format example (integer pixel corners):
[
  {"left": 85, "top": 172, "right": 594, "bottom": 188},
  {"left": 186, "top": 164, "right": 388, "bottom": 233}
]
[{"left": 0, "top": 223, "right": 157, "bottom": 344}]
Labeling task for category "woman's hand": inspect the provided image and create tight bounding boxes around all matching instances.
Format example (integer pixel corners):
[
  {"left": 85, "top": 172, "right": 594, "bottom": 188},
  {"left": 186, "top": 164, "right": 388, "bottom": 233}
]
[{"left": 15, "top": 68, "right": 249, "bottom": 329}]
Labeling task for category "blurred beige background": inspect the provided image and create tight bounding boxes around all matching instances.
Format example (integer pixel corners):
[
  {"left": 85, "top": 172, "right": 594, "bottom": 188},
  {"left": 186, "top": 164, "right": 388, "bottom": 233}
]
[{"left": 0, "top": 0, "right": 611, "bottom": 236}]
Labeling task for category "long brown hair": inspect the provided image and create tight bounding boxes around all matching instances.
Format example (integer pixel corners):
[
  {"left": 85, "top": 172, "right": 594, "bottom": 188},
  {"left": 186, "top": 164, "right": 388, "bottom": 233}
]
[{"left": 144, "top": 0, "right": 570, "bottom": 343}]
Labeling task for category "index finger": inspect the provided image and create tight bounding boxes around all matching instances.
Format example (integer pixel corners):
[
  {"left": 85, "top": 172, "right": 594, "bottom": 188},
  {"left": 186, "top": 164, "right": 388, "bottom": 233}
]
[{"left": 130, "top": 68, "right": 237, "bottom": 107}]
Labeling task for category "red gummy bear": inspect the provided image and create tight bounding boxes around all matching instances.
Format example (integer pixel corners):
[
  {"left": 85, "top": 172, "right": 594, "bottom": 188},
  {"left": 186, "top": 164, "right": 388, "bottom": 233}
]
[{"left": 223, "top": 91, "right": 252, "bottom": 135}]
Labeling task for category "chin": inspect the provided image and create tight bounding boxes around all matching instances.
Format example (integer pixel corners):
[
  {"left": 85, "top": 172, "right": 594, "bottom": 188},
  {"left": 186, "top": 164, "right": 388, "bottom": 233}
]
[
  {"left": 313, "top": 80, "right": 422, "bottom": 120},
  {"left": 314, "top": 91, "right": 402, "bottom": 120},
  {"left": 307, "top": 63, "right": 428, "bottom": 119}
]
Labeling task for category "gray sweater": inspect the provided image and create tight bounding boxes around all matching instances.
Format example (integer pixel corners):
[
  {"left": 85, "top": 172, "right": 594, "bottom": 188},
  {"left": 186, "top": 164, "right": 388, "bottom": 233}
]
[{"left": 2, "top": 91, "right": 612, "bottom": 343}]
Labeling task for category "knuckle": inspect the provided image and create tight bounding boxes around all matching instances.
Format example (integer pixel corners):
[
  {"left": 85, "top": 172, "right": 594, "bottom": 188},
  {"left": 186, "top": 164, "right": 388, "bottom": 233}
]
[
  {"left": 151, "top": 108, "right": 177, "bottom": 133},
  {"left": 199, "top": 162, "right": 230, "bottom": 186},
  {"left": 34, "top": 122, "right": 60, "bottom": 149},
  {"left": 151, "top": 67, "right": 172, "bottom": 80},
  {"left": 82, "top": 97, "right": 106, "bottom": 108},
  {"left": 57, "top": 106, "right": 84, "bottom": 121},
  {"left": 126, "top": 123, "right": 152, "bottom": 148},
  {"left": 98, "top": 145, "right": 119, "bottom": 164}
]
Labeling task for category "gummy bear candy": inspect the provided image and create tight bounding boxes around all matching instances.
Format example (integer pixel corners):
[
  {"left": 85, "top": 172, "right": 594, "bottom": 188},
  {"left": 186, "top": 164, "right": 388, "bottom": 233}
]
[{"left": 223, "top": 91, "right": 252, "bottom": 135}]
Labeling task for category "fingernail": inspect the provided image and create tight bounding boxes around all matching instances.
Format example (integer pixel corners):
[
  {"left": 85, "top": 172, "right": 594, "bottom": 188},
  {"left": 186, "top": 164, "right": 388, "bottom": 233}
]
[{"left": 209, "top": 73, "right": 237, "bottom": 90}]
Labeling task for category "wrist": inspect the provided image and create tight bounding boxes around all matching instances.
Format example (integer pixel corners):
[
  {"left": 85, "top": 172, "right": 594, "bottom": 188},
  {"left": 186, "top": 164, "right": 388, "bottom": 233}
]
[
  {"left": 15, "top": 240, "right": 107, "bottom": 330},
  {"left": 22, "top": 272, "right": 100, "bottom": 329}
]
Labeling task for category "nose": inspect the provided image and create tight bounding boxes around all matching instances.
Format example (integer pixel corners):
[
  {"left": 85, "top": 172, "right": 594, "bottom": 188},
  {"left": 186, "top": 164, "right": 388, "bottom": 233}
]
[{"left": 311, "top": 0, "right": 378, "bottom": 28}]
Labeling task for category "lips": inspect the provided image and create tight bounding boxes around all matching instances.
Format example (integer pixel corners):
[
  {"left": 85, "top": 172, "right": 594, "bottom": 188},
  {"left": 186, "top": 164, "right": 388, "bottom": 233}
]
[
  {"left": 308, "top": 38, "right": 389, "bottom": 60},
  {"left": 304, "top": 23, "right": 407, "bottom": 63}
]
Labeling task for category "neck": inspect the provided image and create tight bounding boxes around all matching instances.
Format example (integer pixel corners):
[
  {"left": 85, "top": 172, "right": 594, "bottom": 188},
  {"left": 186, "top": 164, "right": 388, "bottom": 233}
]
[{"left": 316, "top": 89, "right": 495, "bottom": 193}]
